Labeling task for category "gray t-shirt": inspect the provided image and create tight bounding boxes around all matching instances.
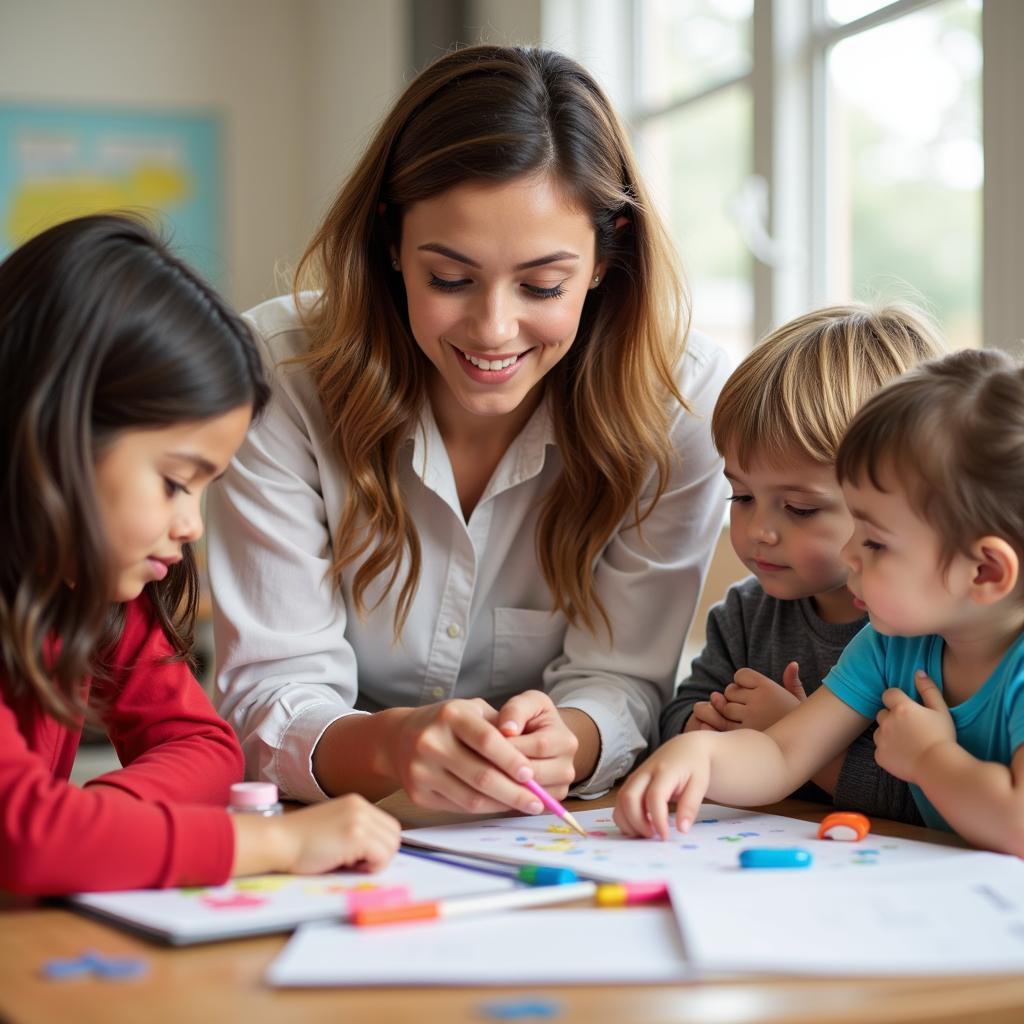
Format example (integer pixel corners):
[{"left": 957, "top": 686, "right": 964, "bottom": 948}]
[{"left": 660, "top": 576, "right": 922, "bottom": 825}]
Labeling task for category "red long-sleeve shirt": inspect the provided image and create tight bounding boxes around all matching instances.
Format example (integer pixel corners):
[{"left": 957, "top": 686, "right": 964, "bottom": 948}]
[{"left": 0, "top": 596, "right": 242, "bottom": 894}]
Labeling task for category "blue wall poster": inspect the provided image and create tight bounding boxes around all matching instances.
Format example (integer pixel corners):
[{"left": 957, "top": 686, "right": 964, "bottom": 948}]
[{"left": 0, "top": 106, "right": 222, "bottom": 287}]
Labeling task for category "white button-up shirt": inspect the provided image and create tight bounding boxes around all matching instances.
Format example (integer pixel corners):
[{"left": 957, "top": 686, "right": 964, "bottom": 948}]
[{"left": 207, "top": 295, "right": 730, "bottom": 802}]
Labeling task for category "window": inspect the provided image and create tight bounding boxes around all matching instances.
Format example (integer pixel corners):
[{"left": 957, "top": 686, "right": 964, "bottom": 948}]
[
  {"left": 635, "top": 0, "right": 755, "bottom": 364},
  {"left": 825, "top": 1, "right": 981, "bottom": 347},
  {"left": 545, "top": 0, "right": 999, "bottom": 355}
]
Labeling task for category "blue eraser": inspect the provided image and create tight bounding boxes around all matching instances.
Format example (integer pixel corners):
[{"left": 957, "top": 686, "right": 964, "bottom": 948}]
[{"left": 739, "top": 847, "right": 813, "bottom": 869}]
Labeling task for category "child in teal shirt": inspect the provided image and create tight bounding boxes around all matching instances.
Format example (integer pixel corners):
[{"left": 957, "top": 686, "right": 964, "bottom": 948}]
[
  {"left": 825, "top": 627, "right": 1024, "bottom": 831},
  {"left": 619, "top": 348, "right": 1024, "bottom": 851}
]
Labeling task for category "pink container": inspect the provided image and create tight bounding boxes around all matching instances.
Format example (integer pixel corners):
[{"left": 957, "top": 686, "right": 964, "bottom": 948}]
[{"left": 227, "top": 782, "right": 283, "bottom": 816}]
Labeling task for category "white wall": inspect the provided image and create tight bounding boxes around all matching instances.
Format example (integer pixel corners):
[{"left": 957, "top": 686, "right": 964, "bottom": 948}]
[
  {"left": 0, "top": 0, "right": 407, "bottom": 310},
  {"left": 469, "top": 0, "right": 542, "bottom": 45},
  {"left": 302, "top": 0, "right": 408, "bottom": 242}
]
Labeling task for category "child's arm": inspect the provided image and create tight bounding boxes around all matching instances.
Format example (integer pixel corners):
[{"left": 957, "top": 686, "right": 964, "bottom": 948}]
[
  {"left": 713, "top": 664, "right": 869, "bottom": 801},
  {"left": 616, "top": 686, "right": 870, "bottom": 839},
  {"left": 874, "top": 672, "right": 1024, "bottom": 852},
  {"left": 707, "top": 661, "right": 808, "bottom": 733},
  {"left": 0, "top": 697, "right": 400, "bottom": 893},
  {"left": 0, "top": 697, "right": 235, "bottom": 893},
  {"left": 88, "top": 600, "right": 243, "bottom": 807},
  {"left": 832, "top": 727, "right": 923, "bottom": 823},
  {"left": 230, "top": 795, "right": 400, "bottom": 877}
]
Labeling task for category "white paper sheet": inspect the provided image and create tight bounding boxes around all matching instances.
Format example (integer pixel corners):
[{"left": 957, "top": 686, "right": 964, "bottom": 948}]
[
  {"left": 70, "top": 851, "right": 514, "bottom": 945},
  {"left": 674, "top": 852, "right": 1024, "bottom": 975},
  {"left": 266, "top": 907, "right": 689, "bottom": 987},
  {"left": 402, "top": 803, "right": 975, "bottom": 882}
]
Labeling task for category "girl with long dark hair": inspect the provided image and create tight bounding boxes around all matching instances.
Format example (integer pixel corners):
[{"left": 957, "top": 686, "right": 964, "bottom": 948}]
[{"left": 0, "top": 214, "right": 399, "bottom": 893}]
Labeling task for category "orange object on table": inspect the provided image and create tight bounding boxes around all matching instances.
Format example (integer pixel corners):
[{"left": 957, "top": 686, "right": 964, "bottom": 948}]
[{"left": 817, "top": 811, "right": 870, "bottom": 841}]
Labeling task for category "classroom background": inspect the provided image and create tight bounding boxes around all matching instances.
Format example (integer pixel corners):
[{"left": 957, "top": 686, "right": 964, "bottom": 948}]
[{"left": 1, "top": 0, "right": 1020, "bottom": 782}]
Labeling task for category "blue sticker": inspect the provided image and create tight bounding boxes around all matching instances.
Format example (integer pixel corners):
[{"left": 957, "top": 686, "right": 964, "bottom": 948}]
[
  {"left": 479, "top": 997, "right": 562, "bottom": 1020},
  {"left": 86, "top": 954, "right": 149, "bottom": 980},
  {"left": 42, "top": 951, "right": 148, "bottom": 983},
  {"left": 41, "top": 958, "right": 94, "bottom": 981}
]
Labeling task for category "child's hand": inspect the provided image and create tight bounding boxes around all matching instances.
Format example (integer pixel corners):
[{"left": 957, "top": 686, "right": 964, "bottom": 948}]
[
  {"left": 684, "top": 700, "right": 732, "bottom": 731},
  {"left": 614, "top": 734, "right": 711, "bottom": 840},
  {"left": 874, "top": 671, "right": 957, "bottom": 783},
  {"left": 232, "top": 794, "right": 401, "bottom": 877},
  {"left": 712, "top": 662, "right": 808, "bottom": 732},
  {"left": 497, "top": 690, "right": 579, "bottom": 799}
]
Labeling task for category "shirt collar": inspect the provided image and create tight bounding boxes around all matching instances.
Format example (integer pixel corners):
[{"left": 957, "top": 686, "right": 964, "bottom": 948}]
[{"left": 405, "top": 394, "right": 558, "bottom": 510}]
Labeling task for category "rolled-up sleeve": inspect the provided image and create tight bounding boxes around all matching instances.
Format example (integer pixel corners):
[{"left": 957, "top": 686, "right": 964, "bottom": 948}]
[
  {"left": 207, "top": 324, "right": 365, "bottom": 804},
  {"left": 546, "top": 334, "right": 731, "bottom": 794}
]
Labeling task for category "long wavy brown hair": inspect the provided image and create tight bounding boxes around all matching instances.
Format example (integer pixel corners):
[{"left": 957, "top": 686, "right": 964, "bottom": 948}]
[
  {"left": 295, "top": 45, "right": 689, "bottom": 638},
  {"left": 0, "top": 214, "right": 269, "bottom": 725}
]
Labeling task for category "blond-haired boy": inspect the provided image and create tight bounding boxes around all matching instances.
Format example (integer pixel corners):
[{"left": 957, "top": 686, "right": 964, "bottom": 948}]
[{"left": 659, "top": 304, "right": 942, "bottom": 820}]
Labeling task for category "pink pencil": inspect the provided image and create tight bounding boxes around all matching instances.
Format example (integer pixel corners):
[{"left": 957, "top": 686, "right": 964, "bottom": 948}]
[{"left": 522, "top": 778, "right": 588, "bottom": 838}]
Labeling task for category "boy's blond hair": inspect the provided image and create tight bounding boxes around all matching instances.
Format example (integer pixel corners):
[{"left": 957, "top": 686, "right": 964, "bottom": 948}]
[{"left": 712, "top": 304, "right": 944, "bottom": 468}]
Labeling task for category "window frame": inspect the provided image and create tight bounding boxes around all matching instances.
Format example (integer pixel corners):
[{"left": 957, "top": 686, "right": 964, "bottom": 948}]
[{"left": 539, "top": 0, "right": 1022, "bottom": 351}]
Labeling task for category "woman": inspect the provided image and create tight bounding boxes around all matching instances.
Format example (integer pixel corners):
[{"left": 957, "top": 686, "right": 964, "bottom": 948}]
[{"left": 208, "top": 45, "right": 729, "bottom": 813}]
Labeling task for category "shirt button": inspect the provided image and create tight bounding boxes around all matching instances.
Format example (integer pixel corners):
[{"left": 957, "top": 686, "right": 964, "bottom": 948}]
[
  {"left": 431, "top": 686, "right": 446, "bottom": 699},
  {"left": 446, "top": 623, "right": 461, "bottom": 638}
]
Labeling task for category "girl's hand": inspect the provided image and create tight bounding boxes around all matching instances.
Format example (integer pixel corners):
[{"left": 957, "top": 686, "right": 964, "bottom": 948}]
[
  {"left": 614, "top": 734, "right": 712, "bottom": 840},
  {"left": 383, "top": 699, "right": 545, "bottom": 815},
  {"left": 874, "top": 671, "right": 957, "bottom": 783},
  {"left": 495, "top": 690, "right": 579, "bottom": 799},
  {"left": 231, "top": 794, "right": 401, "bottom": 877}
]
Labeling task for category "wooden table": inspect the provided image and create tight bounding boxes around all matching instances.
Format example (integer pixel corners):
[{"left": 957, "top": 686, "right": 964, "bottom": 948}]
[{"left": 3, "top": 793, "right": 1023, "bottom": 1024}]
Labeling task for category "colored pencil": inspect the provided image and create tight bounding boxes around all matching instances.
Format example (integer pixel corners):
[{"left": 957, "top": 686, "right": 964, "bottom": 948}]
[
  {"left": 354, "top": 880, "right": 598, "bottom": 926},
  {"left": 522, "top": 778, "right": 588, "bottom": 838}
]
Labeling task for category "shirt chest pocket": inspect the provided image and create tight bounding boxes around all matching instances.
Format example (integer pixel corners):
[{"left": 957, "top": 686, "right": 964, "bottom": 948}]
[{"left": 491, "top": 607, "right": 568, "bottom": 701}]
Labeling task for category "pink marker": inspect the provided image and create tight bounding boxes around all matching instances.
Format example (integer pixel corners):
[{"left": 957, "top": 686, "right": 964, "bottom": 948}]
[
  {"left": 344, "top": 886, "right": 412, "bottom": 914},
  {"left": 595, "top": 881, "right": 668, "bottom": 906},
  {"left": 522, "top": 778, "right": 588, "bottom": 838}
]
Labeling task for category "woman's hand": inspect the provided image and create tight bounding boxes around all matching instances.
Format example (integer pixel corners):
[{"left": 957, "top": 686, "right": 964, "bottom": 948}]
[
  {"left": 495, "top": 690, "right": 580, "bottom": 799},
  {"left": 231, "top": 794, "right": 401, "bottom": 877},
  {"left": 381, "top": 698, "right": 546, "bottom": 815}
]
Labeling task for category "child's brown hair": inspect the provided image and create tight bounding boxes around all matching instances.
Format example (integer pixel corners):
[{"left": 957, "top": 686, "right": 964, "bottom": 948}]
[
  {"left": 837, "top": 347, "right": 1024, "bottom": 572},
  {"left": 712, "top": 304, "right": 944, "bottom": 468},
  {"left": 0, "top": 214, "right": 269, "bottom": 725}
]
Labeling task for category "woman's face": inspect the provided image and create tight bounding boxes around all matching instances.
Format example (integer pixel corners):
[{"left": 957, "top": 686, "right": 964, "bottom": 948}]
[{"left": 397, "top": 173, "right": 603, "bottom": 425}]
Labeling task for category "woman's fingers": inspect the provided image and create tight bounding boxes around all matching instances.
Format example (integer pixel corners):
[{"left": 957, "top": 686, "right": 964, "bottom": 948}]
[
  {"left": 496, "top": 689, "right": 553, "bottom": 736},
  {"left": 429, "top": 770, "right": 523, "bottom": 816}
]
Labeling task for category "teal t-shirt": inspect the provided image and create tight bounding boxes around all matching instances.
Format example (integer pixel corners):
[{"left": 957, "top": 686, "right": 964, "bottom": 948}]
[{"left": 824, "top": 625, "right": 1024, "bottom": 831}]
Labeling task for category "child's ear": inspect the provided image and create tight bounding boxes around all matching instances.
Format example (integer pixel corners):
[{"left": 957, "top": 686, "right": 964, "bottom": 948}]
[{"left": 969, "top": 537, "right": 1019, "bottom": 603}]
